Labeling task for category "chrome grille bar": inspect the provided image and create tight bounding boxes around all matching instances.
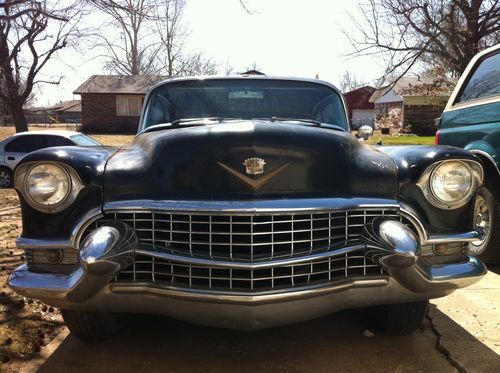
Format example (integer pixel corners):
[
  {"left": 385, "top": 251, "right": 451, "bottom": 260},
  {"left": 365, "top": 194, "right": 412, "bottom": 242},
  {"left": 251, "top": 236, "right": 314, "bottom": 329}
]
[
  {"left": 114, "top": 251, "right": 384, "bottom": 293},
  {"left": 91, "top": 208, "right": 404, "bottom": 262}
]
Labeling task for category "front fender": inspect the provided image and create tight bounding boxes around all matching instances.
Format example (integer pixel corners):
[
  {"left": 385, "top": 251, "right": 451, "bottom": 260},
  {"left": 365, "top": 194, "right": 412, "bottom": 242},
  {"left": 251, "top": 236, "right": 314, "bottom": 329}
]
[
  {"left": 14, "top": 146, "right": 116, "bottom": 239},
  {"left": 379, "top": 145, "right": 479, "bottom": 232},
  {"left": 464, "top": 141, "right": 500, "bottom": 175}
]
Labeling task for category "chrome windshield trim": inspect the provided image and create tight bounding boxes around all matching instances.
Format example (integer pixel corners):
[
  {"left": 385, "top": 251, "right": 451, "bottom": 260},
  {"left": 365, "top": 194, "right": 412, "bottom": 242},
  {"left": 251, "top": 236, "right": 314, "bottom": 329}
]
[
  {"left": 136, "top": 243, "right": 366, "bottom": 270},
  {"left": 103, "top": 198, "right": 400, "bottom": 214}
]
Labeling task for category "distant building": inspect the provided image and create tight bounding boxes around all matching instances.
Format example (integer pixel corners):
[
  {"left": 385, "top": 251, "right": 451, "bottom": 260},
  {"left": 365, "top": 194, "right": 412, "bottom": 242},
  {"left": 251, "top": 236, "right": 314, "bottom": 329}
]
[
  {"left": 241, "top": 70, "right": 265, "bottom": 75},
  {"left": 370, "top": 75, "right": 456, "bottom": 134},
  {"left": 45, "top": 100, "right": 82, "bottom": 123},
  {"left": 74, "top": 75, "right": 166, "bottom": 133},
  {"left": 343, "top": 86, "right": 375, "bottom": 129}
]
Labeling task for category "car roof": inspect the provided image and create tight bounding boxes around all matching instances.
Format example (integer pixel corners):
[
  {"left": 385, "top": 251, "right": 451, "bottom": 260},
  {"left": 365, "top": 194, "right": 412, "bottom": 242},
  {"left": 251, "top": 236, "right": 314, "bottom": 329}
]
[
  {"left": 147, "top": 75, "right": 342, "bottom": 93},
  {"left": 7, "top": 129, "right": 83, "bottom": 139}
]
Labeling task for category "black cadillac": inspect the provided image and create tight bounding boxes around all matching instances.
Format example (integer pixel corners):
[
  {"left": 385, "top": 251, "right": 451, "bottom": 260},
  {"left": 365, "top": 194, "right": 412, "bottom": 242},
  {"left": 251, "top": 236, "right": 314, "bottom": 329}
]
[{"left": 8, "top": 76, "right": 487, "bottom": 338}]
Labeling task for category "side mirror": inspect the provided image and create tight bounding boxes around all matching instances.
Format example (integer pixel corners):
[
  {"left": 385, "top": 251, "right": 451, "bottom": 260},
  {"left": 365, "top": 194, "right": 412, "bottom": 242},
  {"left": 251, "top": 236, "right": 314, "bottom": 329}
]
[{"left": 357, "top": 125, "right": 373, "bottom": 141}]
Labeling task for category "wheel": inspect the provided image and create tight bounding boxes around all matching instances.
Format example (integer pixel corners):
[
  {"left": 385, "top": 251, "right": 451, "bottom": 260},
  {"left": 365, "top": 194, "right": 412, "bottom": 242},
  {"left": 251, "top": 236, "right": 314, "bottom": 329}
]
[
  {"left": 0, "top": 167, "right": 12, "bottom": 188},
  {"left": 469, "top": 184, "right": 500, "bottom": 265},
  {"left": 61, "top": 310, "right": 124, "bottom": 339},
  {"left": 363, "top": 301, "right": 428, "bottom": 335}
]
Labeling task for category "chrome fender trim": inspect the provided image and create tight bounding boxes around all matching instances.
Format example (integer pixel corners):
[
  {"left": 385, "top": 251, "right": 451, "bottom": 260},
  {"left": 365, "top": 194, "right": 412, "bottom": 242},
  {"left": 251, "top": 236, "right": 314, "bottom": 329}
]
[{"left": 8, "top": 223, "right": 137, "bottom": 302}]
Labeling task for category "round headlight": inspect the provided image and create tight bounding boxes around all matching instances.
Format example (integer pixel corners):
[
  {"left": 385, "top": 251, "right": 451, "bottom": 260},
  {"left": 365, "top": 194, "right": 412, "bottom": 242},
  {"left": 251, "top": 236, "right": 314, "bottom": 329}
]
[
  {"left": 429, "top": 161, "right": 473, "bottom": 204},
  {"left": 25, "top": 163, "right": 71, "bottom": 207}
]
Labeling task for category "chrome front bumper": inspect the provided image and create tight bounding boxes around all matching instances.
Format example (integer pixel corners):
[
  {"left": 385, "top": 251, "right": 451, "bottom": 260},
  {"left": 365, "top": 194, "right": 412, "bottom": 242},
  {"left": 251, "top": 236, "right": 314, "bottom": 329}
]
[
  {"left": 7, "top": 200, "right": 488, "bottom": 330},
  {"left": 8, "top": 258, "right": 485, "bottom": 330}
]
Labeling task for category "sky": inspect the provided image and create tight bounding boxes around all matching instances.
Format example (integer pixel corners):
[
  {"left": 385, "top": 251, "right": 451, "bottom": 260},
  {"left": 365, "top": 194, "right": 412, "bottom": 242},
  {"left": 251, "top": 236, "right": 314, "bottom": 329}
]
[{"left": 34, "top": 0, "right": 387, "bottom": 106}]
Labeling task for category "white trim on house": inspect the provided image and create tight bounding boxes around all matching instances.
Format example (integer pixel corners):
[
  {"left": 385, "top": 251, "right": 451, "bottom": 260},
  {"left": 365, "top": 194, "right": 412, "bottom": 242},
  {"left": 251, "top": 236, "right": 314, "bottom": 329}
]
[{"left": 374, "top": 89, "right": 403, "bottom": 104}]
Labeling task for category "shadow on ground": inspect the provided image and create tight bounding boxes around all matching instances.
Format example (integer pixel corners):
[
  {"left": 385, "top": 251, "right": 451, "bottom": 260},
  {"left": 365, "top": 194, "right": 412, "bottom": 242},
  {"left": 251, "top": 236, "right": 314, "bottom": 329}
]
[{"left": 34, "top": 305, "right": 499, "bottom": 373}]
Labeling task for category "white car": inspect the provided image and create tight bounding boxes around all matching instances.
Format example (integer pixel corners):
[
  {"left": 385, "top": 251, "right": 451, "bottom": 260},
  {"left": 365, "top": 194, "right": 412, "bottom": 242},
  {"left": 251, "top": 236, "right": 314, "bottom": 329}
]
[{"left": 0, "top": 130, "right": 101, "bottom": 188}]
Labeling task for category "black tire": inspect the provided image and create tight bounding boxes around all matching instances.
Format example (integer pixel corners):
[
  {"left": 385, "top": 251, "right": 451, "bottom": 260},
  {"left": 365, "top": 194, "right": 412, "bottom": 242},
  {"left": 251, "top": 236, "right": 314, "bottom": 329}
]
[
  {"left": 469, "top": 183, "right": 500, "bottom": 265},
  {"left": 363, "top": 301, "right": 428, "bottom": 335},
  {"left": 61, "top": 309, "right": 124, "bottom": 340},
  {"left": 0, "top": 167, "right": 12, "bottom": 188}
]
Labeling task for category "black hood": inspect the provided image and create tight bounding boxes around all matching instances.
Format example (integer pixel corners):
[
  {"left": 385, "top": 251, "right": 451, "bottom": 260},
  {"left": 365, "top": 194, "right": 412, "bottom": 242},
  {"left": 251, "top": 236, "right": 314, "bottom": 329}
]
[{"left": 103, "top": 120, "right": 398, "bottom": 201}]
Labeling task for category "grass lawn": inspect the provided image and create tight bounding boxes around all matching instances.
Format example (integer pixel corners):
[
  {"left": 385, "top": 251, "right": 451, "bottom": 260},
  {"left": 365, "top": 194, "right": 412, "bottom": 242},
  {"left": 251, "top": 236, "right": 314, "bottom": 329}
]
[{"left": 367, "top": 132, "right": 435, "bottom": 146}]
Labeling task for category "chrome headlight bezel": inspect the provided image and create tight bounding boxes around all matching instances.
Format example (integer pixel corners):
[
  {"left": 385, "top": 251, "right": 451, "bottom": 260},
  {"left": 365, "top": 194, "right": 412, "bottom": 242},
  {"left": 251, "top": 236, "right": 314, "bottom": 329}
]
[
  {"left": 417, "top": 159, "right": 483, "bottom": 210},
  {"left": 14, "top": 162, "right": 84, "bottom": 213}
]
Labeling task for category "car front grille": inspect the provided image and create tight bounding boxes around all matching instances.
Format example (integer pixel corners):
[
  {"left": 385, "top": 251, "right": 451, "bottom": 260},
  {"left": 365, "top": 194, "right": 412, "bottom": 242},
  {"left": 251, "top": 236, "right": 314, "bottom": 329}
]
[
  {"left": 113, "top": 250, "right": 384, "bottom": 293},
  {"left": 80, "top": 207, "right": 409, "bottom": 293},
  {"left": 92, "top": 208, "right": 403, "bottom": 262}
]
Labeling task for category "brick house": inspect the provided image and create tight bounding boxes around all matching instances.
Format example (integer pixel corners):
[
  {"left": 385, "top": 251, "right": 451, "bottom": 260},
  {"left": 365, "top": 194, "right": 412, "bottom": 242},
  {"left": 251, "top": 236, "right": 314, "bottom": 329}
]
[
  {"left": 74, "top": 75, "right": 165, "bottom": 133},
  {"left": 370, "top": 76, "right": 456, "bottom": 135},
  {"left": 343, "top": 86, "right": 375, "bottom": 128}
]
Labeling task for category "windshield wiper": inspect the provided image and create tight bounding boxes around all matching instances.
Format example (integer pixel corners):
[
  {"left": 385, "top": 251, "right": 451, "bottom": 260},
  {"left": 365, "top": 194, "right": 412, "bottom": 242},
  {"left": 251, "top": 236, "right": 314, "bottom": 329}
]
[
  {"left": 143, "top": 117, "right": 242, "bottom": 133},
  {"left": 259, "top": 117, "right": 346, "bottom": 132},
  {"left": 170, "top": 117, "right": 227, "bottom": 126},
  {"left": 268, "top": 117, "right": 322, "bottom": 126}
]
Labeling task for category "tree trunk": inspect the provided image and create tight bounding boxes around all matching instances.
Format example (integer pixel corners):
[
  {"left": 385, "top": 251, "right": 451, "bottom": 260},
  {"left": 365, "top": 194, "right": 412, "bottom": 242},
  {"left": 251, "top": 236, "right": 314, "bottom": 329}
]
[{"left": 10, "top": 99, "right": 28, "bottom": 133}]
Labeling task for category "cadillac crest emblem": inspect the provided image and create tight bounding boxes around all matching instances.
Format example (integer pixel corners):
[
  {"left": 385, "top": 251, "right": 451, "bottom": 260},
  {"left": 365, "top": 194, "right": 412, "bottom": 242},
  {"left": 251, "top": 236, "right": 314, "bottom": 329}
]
[{"left": 244, "top": 157, "right": 266, "bottom": 175}]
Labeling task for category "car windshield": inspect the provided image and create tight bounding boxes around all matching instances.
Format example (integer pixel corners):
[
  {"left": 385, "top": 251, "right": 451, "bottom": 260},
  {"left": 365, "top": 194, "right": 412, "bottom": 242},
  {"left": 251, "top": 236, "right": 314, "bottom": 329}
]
[
  {"left": 70, "top": 134, "right": 101, "bottom": 146},
  {"left": 142, "top": 79, "right": 348, "bottom": 130}
]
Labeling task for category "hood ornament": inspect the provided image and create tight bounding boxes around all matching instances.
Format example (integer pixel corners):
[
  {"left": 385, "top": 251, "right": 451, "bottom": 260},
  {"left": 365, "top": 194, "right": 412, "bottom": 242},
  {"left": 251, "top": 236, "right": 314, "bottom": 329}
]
[
  {"left": 244, "top": 157, "right": 266, "bottom": 175},
  {"left": 218, "top": 158, "right": 289, "bottom": 191}
]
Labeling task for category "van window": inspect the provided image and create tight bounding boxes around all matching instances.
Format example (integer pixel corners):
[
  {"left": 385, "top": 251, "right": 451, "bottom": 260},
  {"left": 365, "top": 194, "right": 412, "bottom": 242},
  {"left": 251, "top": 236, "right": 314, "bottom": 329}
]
[{"left": 457, "top": 52, "right": 500, "bottom": 103}]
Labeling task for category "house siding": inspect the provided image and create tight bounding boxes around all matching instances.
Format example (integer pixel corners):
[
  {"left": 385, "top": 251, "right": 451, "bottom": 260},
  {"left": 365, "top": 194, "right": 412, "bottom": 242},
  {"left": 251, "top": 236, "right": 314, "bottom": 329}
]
[
  {"left": 81, "top": 93, "right": 142, "bottom": 133},
  {"left": 374, "top": 101, "right": 403, "bottom": 130}
]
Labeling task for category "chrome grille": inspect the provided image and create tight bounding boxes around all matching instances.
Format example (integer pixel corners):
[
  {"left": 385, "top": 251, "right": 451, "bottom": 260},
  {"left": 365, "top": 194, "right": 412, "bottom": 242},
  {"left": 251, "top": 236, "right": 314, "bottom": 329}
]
[
  {"left": 114, "top": 251, "right": 384, "bottom": 292},
  {"left": 92, "top": 208, "right": 403, "bottom": 261}
]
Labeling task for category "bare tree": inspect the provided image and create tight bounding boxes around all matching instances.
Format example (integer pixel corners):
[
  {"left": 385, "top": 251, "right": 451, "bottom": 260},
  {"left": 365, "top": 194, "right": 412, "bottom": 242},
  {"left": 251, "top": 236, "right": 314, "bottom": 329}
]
[
  {"left": 154, "top": 0, "right": 219, "bottom": 76},
  {"left": 346, "top": 0, "right": 500, "bottom": 80},
  {"left": 90, "top": 0, "right": 160, "bottom": 75},
  {"left": 92, "top": 0, "right": 219, "bottom": 76},
  {"left": 244, "top": 62, "right": 262, "bottom": 72},
  {"left": 338, "top": 70, "right": 366, "bottom": 92},
  {"left": 0, "top": 0, "right": 85, "bottom": 132}
]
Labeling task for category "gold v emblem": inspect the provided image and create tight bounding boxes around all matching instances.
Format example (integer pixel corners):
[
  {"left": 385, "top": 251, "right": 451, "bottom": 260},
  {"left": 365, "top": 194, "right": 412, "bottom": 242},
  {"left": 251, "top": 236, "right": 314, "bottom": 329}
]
[{"left": 218, "top": 162, "right": 290, "bottom": 191}]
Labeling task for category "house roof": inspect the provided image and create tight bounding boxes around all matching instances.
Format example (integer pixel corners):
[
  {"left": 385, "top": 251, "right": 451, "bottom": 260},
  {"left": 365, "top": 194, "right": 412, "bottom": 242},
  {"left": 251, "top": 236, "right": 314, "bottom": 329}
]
[
  {"left": 241, "top": 70, "right": 265, "bottom": 75},
  {"left": 47, "top": 100, "right": 81, "bottom": 112},
  {"left": 74, "top": 75, "right": 166, "bottom": 95},
  {"left": 369, "top": 75, "right": 457, "bottom": 103}
]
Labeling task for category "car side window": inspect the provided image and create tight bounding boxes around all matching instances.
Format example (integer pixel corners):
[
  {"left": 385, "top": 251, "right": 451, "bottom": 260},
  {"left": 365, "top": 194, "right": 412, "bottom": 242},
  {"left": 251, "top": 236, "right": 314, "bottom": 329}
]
[
  {"left": 456, "top": 51, "right": 500, "bottom": 103},
  {"left": 46, "top": 136, "right": 73, "bottom": 147},
  {"left": 5, "top": 135, "right": 47, "bottom": 153}
]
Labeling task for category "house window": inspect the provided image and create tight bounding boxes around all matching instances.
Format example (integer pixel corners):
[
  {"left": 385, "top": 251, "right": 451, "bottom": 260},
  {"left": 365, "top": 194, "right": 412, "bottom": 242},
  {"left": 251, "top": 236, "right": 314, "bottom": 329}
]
[{"left": 116, "top": 95, "right": 143, "bottom": 116}]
